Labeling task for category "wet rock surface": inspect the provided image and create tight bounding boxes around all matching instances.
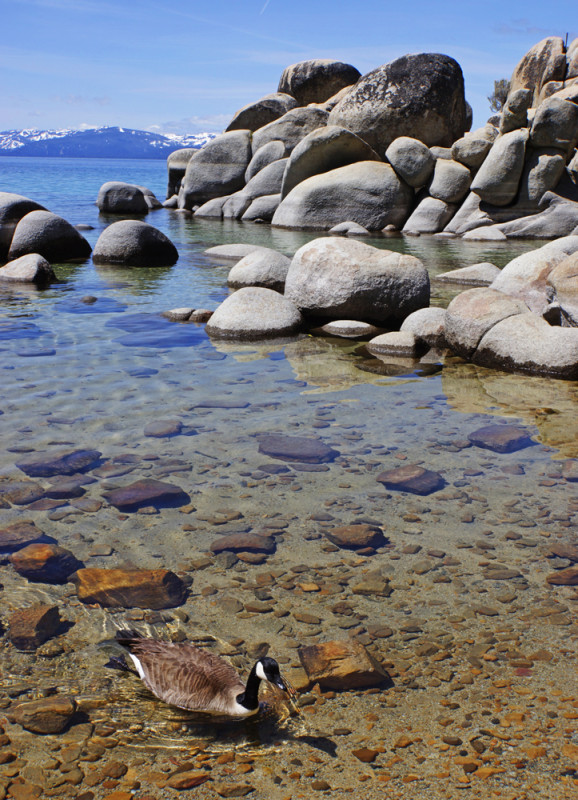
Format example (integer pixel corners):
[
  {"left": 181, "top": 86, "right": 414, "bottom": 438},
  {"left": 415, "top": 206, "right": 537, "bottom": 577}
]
[
  {"left": 257, "top": 434, "right": 339, "bottom": 463},
  {"left": 73, "top": 567, "right": 187, "bottom": 608},
  {"left": 102, "top": 478, "right": 190, "bottom": 510}
]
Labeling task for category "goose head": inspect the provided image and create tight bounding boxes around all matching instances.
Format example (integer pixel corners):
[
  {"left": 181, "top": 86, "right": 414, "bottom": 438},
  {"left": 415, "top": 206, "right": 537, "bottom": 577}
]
[{"left": 255, "top": 656, "right": 287, "bottom": 691}]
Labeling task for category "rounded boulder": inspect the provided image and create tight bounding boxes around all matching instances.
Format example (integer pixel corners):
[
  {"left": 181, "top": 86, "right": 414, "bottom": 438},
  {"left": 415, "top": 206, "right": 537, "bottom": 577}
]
[
  {"left": 227, "top": 248, "right": 291, "bottom": 292},
  {"left": 278, "top": 59, "right": 361, "bottom": 105},
  {"left": 284, "top": 237, "right": 430, "bottom": 325},
  {"left": 96, "top": 181, "right": 149, "bottom": 214},
  {"left": 0, "top": 253, "right": 56, "bottom": 284},
  {"left": 92, "top": 220, "right": 178, "bottom": 267},
  {"left": 226, "top": 92, "right": 297, "bottom": 132},
  {"left": 8, "top": 211, "right": 92, "bottom": 262},
  {"left": 206, "top": 287, "right": 303, "bottom": 339}
]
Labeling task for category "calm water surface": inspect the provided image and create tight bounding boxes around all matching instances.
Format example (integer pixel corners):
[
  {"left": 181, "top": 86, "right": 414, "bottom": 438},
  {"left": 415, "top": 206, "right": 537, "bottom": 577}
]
[{"left": 0, "top": 157, "right": 576, "bottom": 799}]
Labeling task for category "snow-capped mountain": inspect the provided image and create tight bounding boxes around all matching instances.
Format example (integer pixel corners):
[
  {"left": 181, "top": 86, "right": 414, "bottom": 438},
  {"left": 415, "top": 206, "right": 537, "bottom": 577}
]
[{"left": 0, "top": 126, "right": 217, "bottom": 159}]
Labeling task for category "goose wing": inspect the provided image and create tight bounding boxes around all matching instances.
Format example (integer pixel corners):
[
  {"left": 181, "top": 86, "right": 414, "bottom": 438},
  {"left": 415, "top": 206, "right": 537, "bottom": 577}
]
[{"left": 121, "top": 639, "right": 246, "bottom": 713}]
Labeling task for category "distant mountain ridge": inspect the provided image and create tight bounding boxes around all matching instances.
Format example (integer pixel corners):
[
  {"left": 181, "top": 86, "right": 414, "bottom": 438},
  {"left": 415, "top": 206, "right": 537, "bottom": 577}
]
[{"left": 0, "top": 126, "right": 217, "bottom": 159}]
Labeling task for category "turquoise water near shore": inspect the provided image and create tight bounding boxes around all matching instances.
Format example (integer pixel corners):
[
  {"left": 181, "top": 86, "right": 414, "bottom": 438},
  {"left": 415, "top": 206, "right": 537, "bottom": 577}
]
[{"left": 0, "top": 157, "right": 577, "bottom": 799}]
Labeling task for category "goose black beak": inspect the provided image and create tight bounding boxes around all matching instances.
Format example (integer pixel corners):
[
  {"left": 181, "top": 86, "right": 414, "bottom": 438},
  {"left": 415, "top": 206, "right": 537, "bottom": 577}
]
[{"left": 274, "top": 677, "right": 287, "bottom": 691}]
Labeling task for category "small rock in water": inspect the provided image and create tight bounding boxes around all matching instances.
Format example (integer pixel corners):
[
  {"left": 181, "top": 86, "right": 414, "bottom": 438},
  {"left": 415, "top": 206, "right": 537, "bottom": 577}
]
[
  {"left": 0, "top": 520, "right": 51, "bottom": 552},
  {"left": 257, "top": 433, "right": 339, "bottom": 463},
  {"left": 162, "top": 307, "right": 193, "bottom": 321},
  {"left": 211, "top": 533, "right": 276, "bottom": 554},
  {"left": 377, "top": 464, "right": 445, "bottom": 495},
  {"left": 0, "top": 481, "right": 46, "bottom": 505},
  {"left": 15, "top": 447, "right": 102, "bottom": 477},
  {"left": 10, "top": 543, "right": 83, "bottom": 583},
  {"left": 8, "top": 604, "right": 62, "bottom": 650},
  {"left": 546, "top": 567, "right": 578, "bottom": 586},
  {"left": 143, "top": 419, "right": 183, "bottom": 437},
  {"left": 298, "top": 639, "right": 388, "bottom": 689},
  {"left": 325, "top": 523, "right": 385, "bottom": 550},
  {"left": 73, "top": 567, "right": 188, "bottom": 608},
  {"left": 9, "top": 696, "right": 77, "bottom": 734},
  {"left": 190, "top": 308, "right": 213, "bottom": 322},
  {"left": 102, "top": 478, "right": 189, "bottom": 511},
  {"left": 467, "top": 424, "right": 534, "bottom": 453}
]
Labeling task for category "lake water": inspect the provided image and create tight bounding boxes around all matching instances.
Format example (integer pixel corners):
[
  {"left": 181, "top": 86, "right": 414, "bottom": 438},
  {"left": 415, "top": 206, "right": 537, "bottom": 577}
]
[{"left": 0, "top": 157, "right": 577, "bottom": 799}]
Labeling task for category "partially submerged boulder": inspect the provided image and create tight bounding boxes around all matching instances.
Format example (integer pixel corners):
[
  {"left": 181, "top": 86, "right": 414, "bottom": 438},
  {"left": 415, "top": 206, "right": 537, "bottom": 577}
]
[
  {"left": 0, "top": 192, "right": 46, "bottom": 260},
  {"left": 167, "top": 148, "right": 196, "bottom": 197},
  {"left": 92, "top": 220, "right": 178, "bottom": 267},
  {"left": 96, "top": 181, "right": 149, "bottom": 214},
  {"left": 227, "top": 248, "right": 291, "bottom": 292},
  {"left": 273, "top": 161, "right": 412, "bottom": 231},
  {"left": 179, "top": 130, "right": 253, "bottom": 209},
  {"left": 285, "top": 237, "right": 429, "bottom": 324},
  {"left": 0, "top": 253, "right": 55, "bottom": 284},
  {"left": 205, "top": 287, "right": 303, "bottom": 339},
  {"left": 8, "top": 210, "right": 92, "bottom": 262}
]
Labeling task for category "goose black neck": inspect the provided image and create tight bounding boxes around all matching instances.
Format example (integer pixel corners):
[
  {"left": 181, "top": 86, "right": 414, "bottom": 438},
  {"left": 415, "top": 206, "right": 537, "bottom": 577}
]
[{"left": 236, "top": 663, "right": 262, "bottom": 711}]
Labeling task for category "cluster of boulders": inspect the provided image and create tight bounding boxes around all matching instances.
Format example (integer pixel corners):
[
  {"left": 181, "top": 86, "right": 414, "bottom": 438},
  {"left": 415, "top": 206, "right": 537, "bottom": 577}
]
[
  {"left": 0, "top": 186, "right": 178, "bottom": 281},
  {"left": 166, "top": 38, "right": 578, "bottom": 239}
]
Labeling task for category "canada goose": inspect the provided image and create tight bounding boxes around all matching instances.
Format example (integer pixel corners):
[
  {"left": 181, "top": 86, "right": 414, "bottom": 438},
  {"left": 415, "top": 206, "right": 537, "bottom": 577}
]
[{"left": 115, "top": 630, "right": 291, "bottom": 717}]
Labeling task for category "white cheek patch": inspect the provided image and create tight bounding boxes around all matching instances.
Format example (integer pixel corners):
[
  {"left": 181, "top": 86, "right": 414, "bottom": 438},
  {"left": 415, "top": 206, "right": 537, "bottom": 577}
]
[
  {"left": 129, "top": 653, "right": 145, "bottom": 680},
  {"left": 256, "top": 662, "right": 267, "bottom": 681}
]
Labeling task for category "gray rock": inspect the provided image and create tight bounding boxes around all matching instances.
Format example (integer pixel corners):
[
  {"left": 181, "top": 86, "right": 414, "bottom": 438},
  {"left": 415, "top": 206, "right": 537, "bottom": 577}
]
[
  {"left": 400, "top": 306, "right": 447, "bottom": 348},
  {"left": 222, "top": 192, "right": 252, "bottom": 220},
  {"left": 329, "top": 221, "right": 371, "bottom": 236},
  {"left": 258, "top": 432, "right": 339, "bottom": 463},
  {"left": 167, "top": 148, "right": 196, "bottom": 197},
  {"left": 241, "top": 194, "right": 282, "bottom": 222},
  {"left": 499, "top": 88, "right": 532, "bottom": 134},
  {"left": 430, "top": 146, "right": 453, "bottom": 160},
  {"left": 278, "top": 59, "right": 361, "bottom": 105},
  {"left": 530, "top": 97, "right": 578, "bottom": 152},
  {"left": 516, "top": 147, "right": 567, "bottom": 209},
  {"left": 385, "top": 137, "right": 435, "bottom": 188},
  {"left": 0, "top": 253, "right": 56, "bottom": 284},
  {"left": 162, "top": 308, "right": 193, "bottom": 321},
  {"left": 328, "top": 53, "right": 467, "bottom": 153},
  {"left": 163, "top": 194, "right": 179, "bottom": 209},
  {"left": 436, "top": 263, "right": 501, "bottom": 286},
  {"left": 8, "top": 211, "right": 91, "bottom": 262},
  {"left": 92, "top": 220, "right": 178, "bottom": 267},
  {"left": 462, "top": 227, "right": 507, "bottom": 241},
  {"left": 139, "top": 186, "right": 162, "bottom": 210},
  {"left": 226, "top": 92, "right": 297, "bottom": 132},
  {"left": 244, "top": 157, "right": 288, "bottom": 198},
  {"left": 402, "top": 197, "right": 457, "bottom": 234},
  {"left": 508, "top": 36, "right": 566, "bottom": 107},
  {"left": 245, "top": 140, "right": 287, "bottom": 182},
  {"left": 204, "top": 243, "right": 270, "bottom": 262},
  {"left": 490, "top": 235, "right": 578, "bottom": 312},
  {"left": 316, "top": 320, "right": 383, "bottom": 338},
  {"left": 494, "top": 195, "right": 578, "bottom": 240},
  {"left": 252, "top": 107, "right": 329, "bottom": 155},
  {"left": 367, "top": 330, "right": 426, "bottom": 357},
  {"left": 428, "top": 159, "right": 472, "bottom": 204},
  {"left": 272, "top": 161, "right": 413, "bottom": 231},
  {"left": 16, "top": 447, "right": 102, "bottom": 477},
  {"left": 475, "top": 312, "right": 578, "bottom": 379},
  {"left": 281, "top": 125, "right": 381, "bottom": 198},
  {"left": 548, "top": 251, "right": 578, "bottom": 324},
  {"left": 227, "top": 248, "right": 291, "bottom": 292},
  {"left": 205, "top": 287, "right": 303, "bottom": 339},
  {"left": 0, "top": 192, "right": 46, "bottom": 260},
  {"left": 470, "top": 129, "right": 529, "bottom": 205},
  {"left": 193, "top": 195, "right": 229, "bottom": 218},
  {"left": 445, "top": 287, "right": 530, "bottom": 358},
  {"left": 451, "top": 131, "right": 493, "bottom": 169},
  {"left": 284, "top": 237, "right": 429, "bottom": 324},
  {"left": 96, "top": 181, "right": 149, "bottom": 214},
  {"left": 567, "top": 37, "right": 578, "bottom": 79},
  {"left": 179, "top": 130, "right": 252, "bottom": 209}
]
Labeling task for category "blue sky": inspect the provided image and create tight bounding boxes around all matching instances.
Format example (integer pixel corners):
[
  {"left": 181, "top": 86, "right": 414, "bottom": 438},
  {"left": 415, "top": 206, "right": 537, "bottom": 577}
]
[{"left": 1, "top": 0, "right": 576, "bottom": 134}]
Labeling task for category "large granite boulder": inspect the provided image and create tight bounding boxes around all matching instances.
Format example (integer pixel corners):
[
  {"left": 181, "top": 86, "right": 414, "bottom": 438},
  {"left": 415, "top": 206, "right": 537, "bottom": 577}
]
[
  {"left": 493, "top": 194, "right": 578, "bottom": 239},
  {"left": 284, "top": 237, "right": 429, "bottom": 324},
  {"left": 490, "top": 235, "right": 578, "bottom": 312},
  {"left": 0, "top": 253, "right": 56, "bottom": 284},
  {"left": 500, "top": 89, "right": 533, "bottom": 134},
  {"left": 508, "top": 37, "right": 566, "bottom": 108},
  {"left": 179, "top": 130, "right": 252, "bottom": 209},
  {"left": 272, "top": 161, "right": 413, "bottom": 231},
  {"left": 0, "top": 192, "right": 46, "bottom": 260},
  {"left": 402, "top": 197, "right": 457, "bottom": 234},
  {"left": 445, "top": 287, "right": 530, "bottom": 358},
  {"left": 245, "top": 140, "right": 287, "bottom": 182},
  {"left": 8, "top": 211, "right": 92, "bottom": 262},
  {"left": 516, "top": 147, "right": 567, "bottom": 209},
  {"left": 228, "top": 248, "right": 291, "bottom": 292},
  {"left": 470, "top": 129, "right": 529, "bottom": 205},
  {"left": 428, "top": 159, "right": 472, "bottom": 204},
  {"left": 475, "top": 312, "right": 578, "bottom": 379},
  {"left": 400, "top": 306, "right": 447, "bottom": 349},
  {"left": 278, "top": 59, "right": 361, "bottom": 105},
  {"left": 548, "top": 252, "right": 578, "bottom": 324},
  {"left": 450, "top": 126, "right": 498, "bottom": 170},
  {"left": 530, "top": 96, "right": 578, "bottom": 152},
  {"left": 96, "top": 181, "right": 149, "bottom": 214},
  {"left": 251, "top": 107, "right": 329, "bottom": 155},
  {"left": 567, "top": 38, "right": 578, "bottom": 79},
  {"left": 226, "top": 92, "right": 297, "bottom": 132},
  {"left": 241, "top": 194, "right": 282, "bottom": 222},
  {"left": 92, "top": 220, "right": 178, "bottom": 267},
  {"left": 243, "top": 158, "right": 288, "bottom": 199},
  {"left": 328, "top": 53, "right": 467, "bottom": 154},
  {"left": 205, "top": 287, "right": 303, "bottom": 339},
  {"left": 281, "top": 125, "right": 381, "bottom": 198},
  {"left": 385, "top": 137, "right": 435, "bottom": 187},
  {"left": 167, "top": 148, "right": 196, "bottom": 198}
]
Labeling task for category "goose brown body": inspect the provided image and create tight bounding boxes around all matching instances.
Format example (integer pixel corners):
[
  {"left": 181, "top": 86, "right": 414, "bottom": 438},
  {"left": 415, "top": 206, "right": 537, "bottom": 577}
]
[{"left": 117, "top": 635, "right": 252, "bottom": 716}]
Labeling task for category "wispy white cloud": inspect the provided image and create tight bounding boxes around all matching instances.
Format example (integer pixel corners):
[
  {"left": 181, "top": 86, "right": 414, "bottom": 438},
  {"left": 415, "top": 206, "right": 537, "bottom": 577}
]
[{"left": 148, "top": 114, "right": 230, "bottom": 135}]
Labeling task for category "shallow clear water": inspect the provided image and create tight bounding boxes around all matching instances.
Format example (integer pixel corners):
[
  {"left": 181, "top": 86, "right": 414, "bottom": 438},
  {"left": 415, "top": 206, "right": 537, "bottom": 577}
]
[{"left": 0, "top": 157, "right": 577, "bottom": 799}]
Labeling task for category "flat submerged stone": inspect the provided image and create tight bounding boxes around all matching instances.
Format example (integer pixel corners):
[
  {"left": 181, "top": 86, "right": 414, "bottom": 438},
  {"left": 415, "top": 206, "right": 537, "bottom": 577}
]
[
  {"left": 468, "top": 424, "right": 534, "bottom": 453},
  {"left": 102, "top": 479, "right": 190, "bottom": 511},
  {"left": 15, "top": 448, "right": 102, "bottom": 477},
  {"left": 257, "top": 433, "right": 339, "bottom": 463},
  {"left": 325, "top": 524, "right": 386, "bottom": 549},
  {"left": 0, "top": 521, "right": 51, "bottom": 552},
  {"left": 8, "top": 604, "right": 62, "bottom": 650},
  {"left": 377, "top": 464, "right": 445, "bottom": 495},
  {"left": 298, "top": 639, "right": 388, "bottom": 689},
  {"left": 210, "top": 533, "right": 276, "bottom": 554},
  {"left": 74, "top": 567, "right": 187, "bottom": 608}
]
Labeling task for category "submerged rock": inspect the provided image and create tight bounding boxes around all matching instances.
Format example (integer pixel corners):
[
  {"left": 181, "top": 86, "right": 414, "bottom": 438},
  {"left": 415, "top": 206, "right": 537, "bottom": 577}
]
[
  {"left": 257, "top": 433, "right": 339, "bottom": 463},
  {"left": 10, "top": 543, "right": 83, "bottom": 583},
  {"left": 377, "top": 464, "right": 445, "bottom": 494},
  {"left": 15, "top": 447, "right": 101, "bottom": 478},
  {"left": 102, "top": 478, "right": 189, "bottom": 511},
  {"left": 325, "top": 524, "right": 385, "bottom": 550},
  {"left": 74, "top": 567, "right": 187, "bottom": 608},
  {"left": 298, "top": 640, "right": 388, "bottom": 689},
  {"left": 9, "top": 696, "right": 77, "bottom": 734},
  {"left": 468, "top": 424, "right": 534, "bottom": 453},
  {"left": 0, "top": 521, "right": 49, "bottom": 551},
  {"left": 8, "top": 604, "right": 62, "bottom": 651}
]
